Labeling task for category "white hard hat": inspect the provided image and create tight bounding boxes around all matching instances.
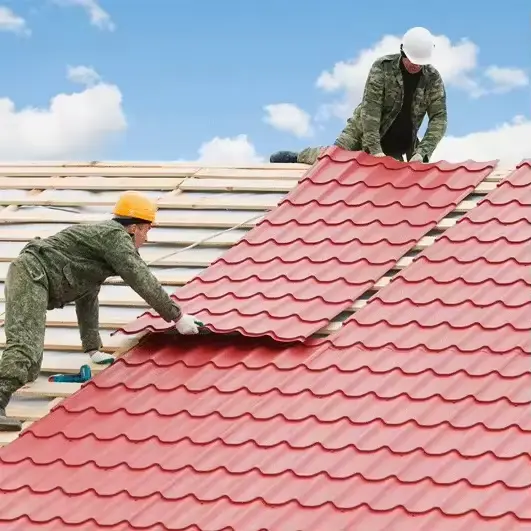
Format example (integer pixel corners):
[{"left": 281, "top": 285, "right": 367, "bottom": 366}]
[{"left": 402, "top": 27, "right": 435, "bottom": 65}]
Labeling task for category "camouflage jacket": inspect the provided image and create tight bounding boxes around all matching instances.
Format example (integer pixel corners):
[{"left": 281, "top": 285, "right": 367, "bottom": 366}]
[
  {"left": 20, "top": 220, "right": 182, "bottom": 352},
  {"left": 299, "top": 53, "right": 447, "bottom": 164}
]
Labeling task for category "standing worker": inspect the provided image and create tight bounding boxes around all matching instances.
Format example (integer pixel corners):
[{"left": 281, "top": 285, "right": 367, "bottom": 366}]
[
  {"left": 270, "top": 27, "right": 447, "bottom": 164},
  {"left": 0, "top": 191, "right": 202, "bottom": 431}
]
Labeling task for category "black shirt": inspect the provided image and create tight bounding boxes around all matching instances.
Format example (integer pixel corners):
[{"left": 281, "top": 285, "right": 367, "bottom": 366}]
[{"left": 381, "top": 59, "right": 422, "bottom": 156}]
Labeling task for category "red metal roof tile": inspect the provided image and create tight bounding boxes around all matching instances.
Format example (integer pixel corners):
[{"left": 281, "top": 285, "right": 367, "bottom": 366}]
[
  {"left": 0, "top": 335, "right": 529, "bottom": 529},
  {"left": 2, "top": 161, "right": 529, "bottom": 531},
  {"left": 331, "top": 160, "right": 531, "bottom": 350},
  {"left": 116, "top": 148, "right": 496, "bottom": 342}
]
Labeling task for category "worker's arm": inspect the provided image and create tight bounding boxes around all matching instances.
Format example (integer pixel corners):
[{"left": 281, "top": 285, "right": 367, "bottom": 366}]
[
  {"left": 345, "top": 61, "right": 385, "bottom": 154},
  {"left": 297, "top": 62, "right": 386, "bottom": 165},
  {"left": 415, "top": 72, "right": 447, "bottom": 161},
  {"left": 334, "top": 117, "right": 357, "bottom": 151},
  {"left": 297, "top": 146, "right": 326, "bottom": 165},
  {"left": 75, "top": 288, "right": 102, "bottom": 353},
  {"left": 103, "top": 230, "right": 183, "bottom": 323},
  {"left": 298, "top": 63, "right": 385, "bottom": 163}
]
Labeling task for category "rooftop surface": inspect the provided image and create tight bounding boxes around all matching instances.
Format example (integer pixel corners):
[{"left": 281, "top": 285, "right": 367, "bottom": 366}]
[{"left": 0, "top": 151, "right": 527, "bottom": 530}]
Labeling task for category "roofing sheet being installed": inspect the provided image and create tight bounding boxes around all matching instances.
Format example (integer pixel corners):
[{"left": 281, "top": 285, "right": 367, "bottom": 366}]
[
  {"left": 117, "top": 147, "right": 496, "bottom": 342},
  {"left": 0, "top": 162, "right": 528, "bottom": 530}
]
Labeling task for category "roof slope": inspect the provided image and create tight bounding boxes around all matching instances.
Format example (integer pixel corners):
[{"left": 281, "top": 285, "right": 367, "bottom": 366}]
[
  {"left": 0, "top": 161, "right": 528, "bottom": 529},
  {"left": 118, "top": 148, "right": 496, "bottom": 341},
  {"left": 0, "top": 156, "right": 500, "bottom": 446}
]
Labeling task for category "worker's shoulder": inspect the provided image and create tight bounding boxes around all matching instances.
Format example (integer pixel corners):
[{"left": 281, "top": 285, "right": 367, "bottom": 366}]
[
  {"left": 72, "top": 219, "right": 130, "bottom": 241},
  {"left": 372, "top": 53, "right": 401, "bottom": 69},
  {"left": 422, "top": 63, "right": 444, "bottom": 83}
]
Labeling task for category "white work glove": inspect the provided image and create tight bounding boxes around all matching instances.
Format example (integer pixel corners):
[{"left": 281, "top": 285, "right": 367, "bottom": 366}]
[
  {"left": 88, "top": 350, "right": 115, "bottom": 365},
  {"left": 410, "top": 153, "right": 424, "bottom": 162},
  {"left": 175, "top": 313, "right": 203, "bottom": 335},
  {"left": 373, "top": 152, "right": 386, "bottom": 157}
]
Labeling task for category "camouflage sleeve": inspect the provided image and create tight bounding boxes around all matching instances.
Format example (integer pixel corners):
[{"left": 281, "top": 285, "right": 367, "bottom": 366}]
[
  {"left": 75, "top": 288, "right": 102, "bottom": 353},
  {"left": 359, "top": 61, "right": 385, "bottom": 154},
  {"left": 335, "top": 114, "right": 360, "bottom": 151},
  {"left": 297, "top": 146, "right": 326, "bottom": 165},
  {"left": 415, "top": 72, "right": 447, "bottom": 160},
  {"left": 103, "top": 229, "right": 183, "bottom": 323}
]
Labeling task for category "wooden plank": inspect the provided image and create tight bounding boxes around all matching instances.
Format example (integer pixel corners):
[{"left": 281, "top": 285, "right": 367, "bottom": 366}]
[
  {"left": 475, "top": 181, "right": 497, "bottom": 193},
  {"left": 15, "top": 380, "right": 82, "bottom": 399},
  {"left": 455, "top": 199, "right": 480, "bottom": 212},
  {"left": 0, "top": 176, "right": 296, "bottom": 193},
  {"left": 0, "top": 421, "right": 32, "bottom": 447},
  {"left": 0, "top": 176, "right": 184, "bottom": 190},
  {"left": 6, "top": 400, "right": 54, "bottom": 421},
  {"left": 0, "top": 327, "right": 121, "bottom": 352},
  {"left": 158, "top": 193, "right": 280, "bottom": 210},
  {"left": 39, "top": 356, "right": 108, "bottom": 375},
  {"left": 192, "top": 167, "right": 306, "bottom": 179},
  {"left": 179, "top": 178, "right": 296, "bottom": 193},
  {"left": 81, "top": 162, "right": 309, "bottom": 171},
  {"left": 0, "top": 161, "right": 309, "bottom": 169},
  {"left": 0, "top": 432, "right": 20, "bottom": 446},
  {"left": 43, "top": 318, "right": 134, "bottom": 330},
  {"left": 484, "top": 167, "right": 513, "bottom": 182},
  {"left": 0, "top": 167, "right": 200, "bottom": 177},
  {"left": 0, "top": 193, "right": 282, "bottom": 211},
  {"left": 0, "top": 340, "right": 117, "bottom": 353}
]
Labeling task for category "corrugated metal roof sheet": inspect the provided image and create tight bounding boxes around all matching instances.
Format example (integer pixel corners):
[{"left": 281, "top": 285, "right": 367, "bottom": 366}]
[
  {"left": 0, "top": 161, "right": 528, "bottom": 530},
  {"left": 330, "top": 159, "right": 530, "bottom": 351},
  {"left": 116, "top": 147, "right": 496, "bottom": 341}
]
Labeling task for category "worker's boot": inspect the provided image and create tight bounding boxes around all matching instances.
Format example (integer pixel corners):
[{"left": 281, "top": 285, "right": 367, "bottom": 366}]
[
  {"left": 0, "top": 391, "right": 22, "bottom": 432},
  {"left": 270, "top": 151, "right": 299, "bottom": 163}
]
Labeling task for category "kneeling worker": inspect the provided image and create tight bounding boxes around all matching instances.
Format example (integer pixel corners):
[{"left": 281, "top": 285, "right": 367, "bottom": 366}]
[
  {"left": 0, "top": 191, "right": 202, "bottom": 431},
  {"left": 270, "top": 27, "right": 447, "bottom": 165}
]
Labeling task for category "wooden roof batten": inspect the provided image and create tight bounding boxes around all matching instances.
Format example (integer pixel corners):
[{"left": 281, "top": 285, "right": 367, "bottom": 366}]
[{"left": 0, "top": 160, "right": 514, "bottom": 447}]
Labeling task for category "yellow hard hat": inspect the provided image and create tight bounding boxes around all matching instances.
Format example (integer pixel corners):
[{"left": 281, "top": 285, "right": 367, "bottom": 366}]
[{"left": 113, "top": 191, "right": 157, "bottom": 223}]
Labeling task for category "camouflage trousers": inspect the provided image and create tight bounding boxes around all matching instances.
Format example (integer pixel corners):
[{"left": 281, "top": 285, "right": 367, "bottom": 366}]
[{"left": 0, "top": 253, "right": 49, "bottom": 408}]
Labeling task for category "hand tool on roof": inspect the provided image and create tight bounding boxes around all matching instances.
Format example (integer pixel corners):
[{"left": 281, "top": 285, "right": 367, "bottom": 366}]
[{"left": 49, "top": 364, "right": 92, "bottom": 383}]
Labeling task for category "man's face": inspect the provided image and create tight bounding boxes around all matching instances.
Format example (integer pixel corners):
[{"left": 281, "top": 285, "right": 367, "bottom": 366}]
[
  {"left": 130, "top": 223, "right": 151, "bottom": 248},
  {"left": 402, "top": 56, "right": 422, "bottom": 74}
]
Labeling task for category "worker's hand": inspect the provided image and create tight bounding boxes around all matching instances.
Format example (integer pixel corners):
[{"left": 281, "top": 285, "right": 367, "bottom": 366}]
[
  {"left": 175, "top": 313, "right": 203, "bottom": 335},
  {"left": 88, "top": 350, "right": 115, "bottom": 365},
  {"left": 410, "top": 153, "right": 424, "bottom": 162},
  {"left": 373, "top": 152, "right": 386, "bottom": 157}
]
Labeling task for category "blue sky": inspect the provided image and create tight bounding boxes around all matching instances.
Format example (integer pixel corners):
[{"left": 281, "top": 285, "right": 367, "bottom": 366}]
[{"left": 0, "top": 0, "right": 529, "bottom": 162}]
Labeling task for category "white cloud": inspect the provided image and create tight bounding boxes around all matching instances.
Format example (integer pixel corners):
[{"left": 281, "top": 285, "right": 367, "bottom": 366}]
[
  {"left": 53, "top": 0, "right": 115, "bottom": 31},
  {"left": 0, "top": 6, "right": 30, "bottom": 35},
  {"left": 263, "top": 103, "right": 313, "bottom": 137},
  {"left": 316, "top": 32, "right": 526, "bottom": 120},
  {"left": 67, "top": 65, "right": 101, "bottom": 85},
  {"left": 196, "top": 134, "right": 264, "bottom": 164},
  {"left": 0, "top": 66, "right": 126, "bottom": 161},
  {"left": 483, "top": 66, "right": 529, "bottom": 94},
  {"left": 433, "top": 115, "right": 531, "bottom": 164}
]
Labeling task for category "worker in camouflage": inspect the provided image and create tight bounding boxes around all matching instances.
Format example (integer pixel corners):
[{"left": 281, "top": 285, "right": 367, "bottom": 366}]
[
  {"left": 270, "top": 27, "right": 447, "bottom": 165},
  {"left": 0, "top": 191, "right": 203, "bottom": 431}
]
